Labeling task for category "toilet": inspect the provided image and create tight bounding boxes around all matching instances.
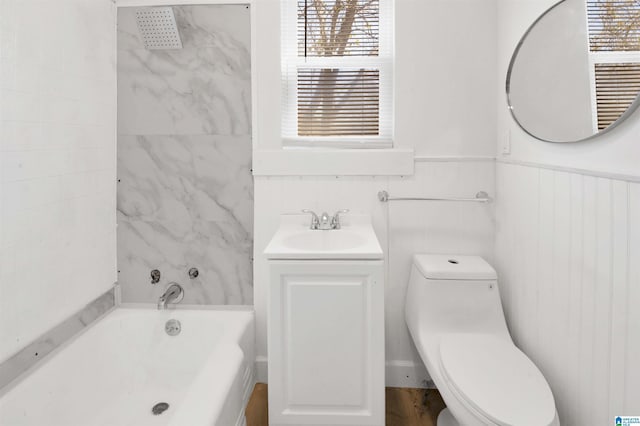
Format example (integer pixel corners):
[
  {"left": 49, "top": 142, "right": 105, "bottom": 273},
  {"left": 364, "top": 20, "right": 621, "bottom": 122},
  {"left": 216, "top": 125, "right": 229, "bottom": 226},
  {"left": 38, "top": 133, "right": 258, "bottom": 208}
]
[{"left": 405, "top": 254, "right": 560, "bottom": 426}]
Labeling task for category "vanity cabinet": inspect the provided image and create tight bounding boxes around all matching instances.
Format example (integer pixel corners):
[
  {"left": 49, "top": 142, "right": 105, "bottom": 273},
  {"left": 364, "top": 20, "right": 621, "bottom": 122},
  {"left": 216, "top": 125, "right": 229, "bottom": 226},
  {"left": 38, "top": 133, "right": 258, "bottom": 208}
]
[{"left": 267, "top": 260, "right": 385, "bottom": 426}]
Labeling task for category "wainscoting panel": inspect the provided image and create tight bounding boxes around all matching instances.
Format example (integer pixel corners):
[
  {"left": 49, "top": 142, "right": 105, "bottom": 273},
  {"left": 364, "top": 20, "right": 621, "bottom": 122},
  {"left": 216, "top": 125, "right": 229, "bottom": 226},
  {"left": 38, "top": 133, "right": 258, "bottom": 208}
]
[
  {"left": 626, "top": 184, "right": 640, "bottom": 413},
  {"left": 495, "top": 162, "right": 639, "bottom": 425}
]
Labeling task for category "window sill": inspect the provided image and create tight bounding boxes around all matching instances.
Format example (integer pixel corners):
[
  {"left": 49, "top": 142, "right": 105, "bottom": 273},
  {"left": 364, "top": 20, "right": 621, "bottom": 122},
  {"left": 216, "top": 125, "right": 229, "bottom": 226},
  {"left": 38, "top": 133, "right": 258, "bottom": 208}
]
[{"left": 252, "top": 148, "right": 414, "bottom": 176}]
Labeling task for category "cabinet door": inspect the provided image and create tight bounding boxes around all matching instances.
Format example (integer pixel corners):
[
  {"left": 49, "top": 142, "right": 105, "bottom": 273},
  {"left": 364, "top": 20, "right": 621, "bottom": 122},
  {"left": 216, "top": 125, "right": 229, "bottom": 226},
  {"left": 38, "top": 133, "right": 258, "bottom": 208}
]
[{"left": 268, "top": 260, "right": 384, "bottom": 426}]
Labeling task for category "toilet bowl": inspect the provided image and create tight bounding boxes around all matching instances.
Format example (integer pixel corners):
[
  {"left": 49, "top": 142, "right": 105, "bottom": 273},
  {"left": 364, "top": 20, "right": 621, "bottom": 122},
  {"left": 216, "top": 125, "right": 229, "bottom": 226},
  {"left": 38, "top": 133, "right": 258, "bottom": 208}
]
[{"left": 405, "top": 254, "right": 560, "bottom": 426}]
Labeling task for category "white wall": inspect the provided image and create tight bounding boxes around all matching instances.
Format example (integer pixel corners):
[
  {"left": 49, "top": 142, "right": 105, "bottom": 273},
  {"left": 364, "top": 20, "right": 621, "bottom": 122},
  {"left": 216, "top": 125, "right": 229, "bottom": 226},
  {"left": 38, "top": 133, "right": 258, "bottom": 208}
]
[
  {"left": 0, "top": 0, "right": 117, "bottom": 362},
  {"left": 253, "top": 0, "right": 498, "bottom": 384},
  {"left": 496, "top": 0, "right": 640, "bottom": 423},
  {"left": 385, "top": 161, "right": 495, "bottom": 374}
]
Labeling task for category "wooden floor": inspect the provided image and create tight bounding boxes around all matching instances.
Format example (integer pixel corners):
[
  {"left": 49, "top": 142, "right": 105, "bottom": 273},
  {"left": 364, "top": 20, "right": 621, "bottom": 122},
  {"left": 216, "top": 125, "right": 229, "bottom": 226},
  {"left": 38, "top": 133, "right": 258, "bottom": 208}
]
[{"left": 245, "top": 383, "right": 446, "bottom": 426}]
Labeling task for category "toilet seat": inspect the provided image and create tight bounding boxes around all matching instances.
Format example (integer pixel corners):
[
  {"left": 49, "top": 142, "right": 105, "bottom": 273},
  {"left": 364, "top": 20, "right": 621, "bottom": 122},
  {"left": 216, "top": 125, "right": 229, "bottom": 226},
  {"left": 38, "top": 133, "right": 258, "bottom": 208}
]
[{"left": 439, "top": 334, "right": 556, "bottom": 426}]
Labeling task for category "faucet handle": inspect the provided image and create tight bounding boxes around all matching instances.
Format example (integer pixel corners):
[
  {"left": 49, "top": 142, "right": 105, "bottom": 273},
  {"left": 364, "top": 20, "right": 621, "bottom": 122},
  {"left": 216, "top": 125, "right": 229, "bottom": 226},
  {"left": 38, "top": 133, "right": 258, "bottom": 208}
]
[
  {"left": 331, "top": 209, "right": 349, "bottom": 229},
  {"left": 301, "top": 209, "right": 320, "bottom": 230}
]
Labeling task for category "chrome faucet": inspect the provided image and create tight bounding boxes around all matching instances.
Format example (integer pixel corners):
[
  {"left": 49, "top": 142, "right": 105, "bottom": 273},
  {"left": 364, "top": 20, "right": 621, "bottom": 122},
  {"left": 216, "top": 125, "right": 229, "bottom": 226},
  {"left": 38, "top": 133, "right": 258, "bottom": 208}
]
[
  {"left": 302, "top": 209, "right": 349, "bottom": 230},
  {"left": 157, "top": 282, "right": 184, "bottom": 310},
  {"left": 331, "top": 209, "right": 349, "bottom": 229},
  {"left": 302, "top": 209, "right": 321, "bottom": 230},
  {"left": 319, "top": 212, "right": 331, "bottom": 230}
]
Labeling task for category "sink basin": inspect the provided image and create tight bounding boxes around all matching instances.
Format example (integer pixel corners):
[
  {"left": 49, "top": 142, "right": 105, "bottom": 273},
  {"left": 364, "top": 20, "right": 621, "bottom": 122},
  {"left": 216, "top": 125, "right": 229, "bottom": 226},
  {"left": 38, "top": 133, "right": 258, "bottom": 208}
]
[
  {"left": 264, "top": 214, "right": 383, "bottom": 260},
  {"left": 281, "top": 231, "right": 367, "bottom": 252}
]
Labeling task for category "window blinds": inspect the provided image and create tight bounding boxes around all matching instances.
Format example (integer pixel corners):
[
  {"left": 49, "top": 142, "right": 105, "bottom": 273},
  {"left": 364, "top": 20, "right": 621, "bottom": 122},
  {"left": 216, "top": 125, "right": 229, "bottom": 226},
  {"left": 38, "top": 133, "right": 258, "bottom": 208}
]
[
  {"left": 297, "top": 68, "right": 380, "bottom": 136},
  {"left": 586, "top": 0, "right": 640, "bottom": 131},
  {"left": 282, "top": 0, "right": 392, "bottom": 147},
  {"left": 594, "top": 63, "right": 640, "bottom": 129}
]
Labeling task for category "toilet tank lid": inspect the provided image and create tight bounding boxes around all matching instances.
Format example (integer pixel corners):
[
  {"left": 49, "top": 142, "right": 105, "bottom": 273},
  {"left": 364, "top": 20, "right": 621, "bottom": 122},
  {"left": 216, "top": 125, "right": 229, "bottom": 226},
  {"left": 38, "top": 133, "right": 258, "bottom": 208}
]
[{"left": 413, "top": 255, "right": 497, "bottom": 280}]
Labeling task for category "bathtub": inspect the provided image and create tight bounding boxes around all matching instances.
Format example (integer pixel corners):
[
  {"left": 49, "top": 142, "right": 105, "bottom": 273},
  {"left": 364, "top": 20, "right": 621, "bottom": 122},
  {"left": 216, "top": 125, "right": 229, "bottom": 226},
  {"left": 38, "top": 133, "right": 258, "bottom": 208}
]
[{"left": 0, "top": 308, "right": 255, "bottom": 426}]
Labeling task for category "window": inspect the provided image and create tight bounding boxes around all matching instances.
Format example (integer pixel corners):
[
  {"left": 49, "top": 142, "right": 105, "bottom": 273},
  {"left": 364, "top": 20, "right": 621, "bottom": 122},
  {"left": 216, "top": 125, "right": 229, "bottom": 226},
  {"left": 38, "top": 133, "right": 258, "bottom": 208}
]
[
  {"left": 281, "top": 0, "right": 393, "bottom": 148},
  {"left": 586, "top": 0, "right": 640, "bottom": 130}
]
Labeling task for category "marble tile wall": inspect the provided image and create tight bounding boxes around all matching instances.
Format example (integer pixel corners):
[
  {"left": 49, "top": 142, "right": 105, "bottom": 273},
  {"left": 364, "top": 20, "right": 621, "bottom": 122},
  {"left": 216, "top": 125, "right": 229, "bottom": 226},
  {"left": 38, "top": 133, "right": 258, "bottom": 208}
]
[{"left": 117, "top": 5, "right": 253, "bottom": 305}]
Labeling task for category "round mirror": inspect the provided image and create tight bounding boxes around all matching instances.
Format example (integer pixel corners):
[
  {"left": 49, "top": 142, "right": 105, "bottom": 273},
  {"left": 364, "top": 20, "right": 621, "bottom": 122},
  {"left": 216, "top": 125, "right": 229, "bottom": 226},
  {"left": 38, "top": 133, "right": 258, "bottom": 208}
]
[{"left": 507, "top": 0, "right": 640, "bottom": 143}]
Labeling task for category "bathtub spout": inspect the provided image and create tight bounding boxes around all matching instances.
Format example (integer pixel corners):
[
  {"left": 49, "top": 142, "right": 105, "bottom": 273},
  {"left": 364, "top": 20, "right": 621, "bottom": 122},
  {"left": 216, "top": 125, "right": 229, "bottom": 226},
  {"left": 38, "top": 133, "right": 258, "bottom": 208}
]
[{"left": 158, "top": 283, "right": 184, "bottom": 310}]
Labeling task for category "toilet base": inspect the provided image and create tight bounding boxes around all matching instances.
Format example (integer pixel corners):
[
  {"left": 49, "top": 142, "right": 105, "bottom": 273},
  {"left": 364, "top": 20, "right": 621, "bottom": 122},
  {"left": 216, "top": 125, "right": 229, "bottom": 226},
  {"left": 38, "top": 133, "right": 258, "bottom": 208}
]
[{"left": 437, "top": 408, "right": 459, "bottom": 426}]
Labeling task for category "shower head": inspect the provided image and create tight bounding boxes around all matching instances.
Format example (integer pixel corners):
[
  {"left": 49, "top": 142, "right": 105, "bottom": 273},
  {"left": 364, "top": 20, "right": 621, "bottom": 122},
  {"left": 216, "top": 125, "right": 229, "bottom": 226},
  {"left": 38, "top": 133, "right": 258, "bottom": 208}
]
[{"left": 135, "top": 7, "right": 183, "bottom": 50}]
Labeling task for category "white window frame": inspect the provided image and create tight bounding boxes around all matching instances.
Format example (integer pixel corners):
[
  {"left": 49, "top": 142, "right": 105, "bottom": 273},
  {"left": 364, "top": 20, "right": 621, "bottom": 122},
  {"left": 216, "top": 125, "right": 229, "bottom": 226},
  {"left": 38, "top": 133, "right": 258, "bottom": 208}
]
[
  {"left": 587, "top": 51, "right": 640, "bottom": 132},
  {"left": 584, "top": 1, "right": 640, "bottom": 132},
  {"left": 280, "top": 0, "right": 394, "bottom": 149}
]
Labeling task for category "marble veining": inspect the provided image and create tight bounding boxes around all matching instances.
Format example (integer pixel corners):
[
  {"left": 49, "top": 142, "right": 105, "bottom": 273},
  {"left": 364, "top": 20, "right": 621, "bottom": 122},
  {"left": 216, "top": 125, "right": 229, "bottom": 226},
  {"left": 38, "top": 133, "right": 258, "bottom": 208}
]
[
  {"left": 117, "top": 215, "right": 252, "bottom": 305},
  {"left": 117, "top": 5, "right": 251, "bottom": 136},
  {"left": 118, "top": 135, "right": 252, "bottom": 229},
  {"left": 117, "top": 136, "right": 253, "bottom": 304},
  {"left": 117, "top": 5, "right": 253, "bottom": 306},
  {"left": 117, "top": 5, "right": 251, "bottom": 51}
]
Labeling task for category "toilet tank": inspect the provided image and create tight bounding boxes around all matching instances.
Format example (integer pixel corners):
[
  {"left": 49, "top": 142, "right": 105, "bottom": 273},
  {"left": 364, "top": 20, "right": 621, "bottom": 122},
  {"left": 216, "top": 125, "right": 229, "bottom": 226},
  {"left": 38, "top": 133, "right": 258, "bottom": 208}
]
[{"left": 405, "top": 255, "right": 510, "bottom": 338}]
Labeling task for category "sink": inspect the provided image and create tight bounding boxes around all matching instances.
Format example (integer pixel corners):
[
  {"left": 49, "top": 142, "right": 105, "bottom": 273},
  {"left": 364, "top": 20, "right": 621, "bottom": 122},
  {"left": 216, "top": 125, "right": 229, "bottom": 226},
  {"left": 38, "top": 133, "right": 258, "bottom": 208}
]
[
  {"left": 265, "top": 214, "right": 385, "bottom": 425},
  {"left": 264, "top": 214, "right": 383, "bottom": 260},
  {"left": 282, "top": 231, "right": 367, "bottom": 252}
]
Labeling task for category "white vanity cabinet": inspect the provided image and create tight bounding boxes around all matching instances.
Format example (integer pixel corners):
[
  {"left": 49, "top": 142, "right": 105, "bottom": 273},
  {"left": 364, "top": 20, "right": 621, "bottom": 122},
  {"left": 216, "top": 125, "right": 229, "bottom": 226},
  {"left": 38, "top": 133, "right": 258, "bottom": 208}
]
[{"left": 264, "top": 215, "right": 385, "bottom": 426}]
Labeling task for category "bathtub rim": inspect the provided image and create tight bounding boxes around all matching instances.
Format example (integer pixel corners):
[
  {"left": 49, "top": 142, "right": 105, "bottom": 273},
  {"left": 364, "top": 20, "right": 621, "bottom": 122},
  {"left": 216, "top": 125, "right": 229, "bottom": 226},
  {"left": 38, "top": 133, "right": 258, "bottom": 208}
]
[
  {"left": 119, "top": 302, "right": 255, "bottom": 312},
  {"left": 0, "top": 303, "right": 256, "bottom": 399},
  {"left": 0, "top": 290, "right": 117, "bottom": 398}
]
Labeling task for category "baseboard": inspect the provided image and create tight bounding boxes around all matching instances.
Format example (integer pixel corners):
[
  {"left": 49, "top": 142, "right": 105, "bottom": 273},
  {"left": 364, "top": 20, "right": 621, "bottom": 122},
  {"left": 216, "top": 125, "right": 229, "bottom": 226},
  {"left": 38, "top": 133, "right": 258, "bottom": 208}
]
[
  {"left": 385, "top": 360, "right": 433, "bottom": 388},
  {"left": 255, "top": 356, "right": 268, "bottom": 384},
  {"left": 254, "top": 357, "right": 433, "bottom": 389}
]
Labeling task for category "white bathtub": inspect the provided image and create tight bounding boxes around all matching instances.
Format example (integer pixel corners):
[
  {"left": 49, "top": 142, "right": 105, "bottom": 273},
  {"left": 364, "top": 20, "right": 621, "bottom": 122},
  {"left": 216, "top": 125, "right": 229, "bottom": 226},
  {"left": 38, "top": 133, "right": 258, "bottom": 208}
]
[{"left": 0, "top": 308, "right": 255, "bottom": 426}]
